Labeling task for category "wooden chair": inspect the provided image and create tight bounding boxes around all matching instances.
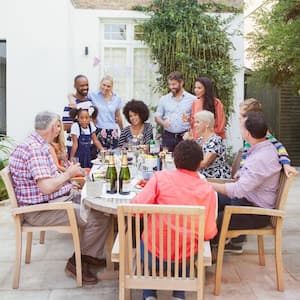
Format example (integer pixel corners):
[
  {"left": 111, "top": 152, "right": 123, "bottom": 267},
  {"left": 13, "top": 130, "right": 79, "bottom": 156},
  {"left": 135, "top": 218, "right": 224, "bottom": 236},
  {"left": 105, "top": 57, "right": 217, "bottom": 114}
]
[
  {"left": 116, "top": 204, "right": 211, "bottom": 300},
  {"left": 214, "top": 170, "right": 297, "bottom": 295},
  {"left": 0, "top": 167, "right": 82, "bottom": 288}
]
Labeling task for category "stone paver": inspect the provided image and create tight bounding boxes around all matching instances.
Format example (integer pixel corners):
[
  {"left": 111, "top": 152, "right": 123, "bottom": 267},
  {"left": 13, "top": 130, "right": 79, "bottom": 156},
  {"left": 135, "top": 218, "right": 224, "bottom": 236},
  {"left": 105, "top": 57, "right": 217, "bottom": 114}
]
[{"left": 0, "top": 173, "right": 299, "bottom": 299}]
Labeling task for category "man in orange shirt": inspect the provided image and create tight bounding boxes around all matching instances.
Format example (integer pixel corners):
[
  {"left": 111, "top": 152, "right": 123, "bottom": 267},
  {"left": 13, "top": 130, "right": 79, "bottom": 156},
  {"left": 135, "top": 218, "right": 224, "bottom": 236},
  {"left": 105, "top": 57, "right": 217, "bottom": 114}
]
[{"left": 131, "top": 140, "right": 217, "bottom": 300}]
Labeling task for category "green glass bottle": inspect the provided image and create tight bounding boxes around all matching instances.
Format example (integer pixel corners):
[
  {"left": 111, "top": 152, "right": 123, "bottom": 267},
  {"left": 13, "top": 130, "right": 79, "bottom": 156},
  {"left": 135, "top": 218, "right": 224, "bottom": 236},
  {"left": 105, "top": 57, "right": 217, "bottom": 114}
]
[
  {"left": 105, "top": 152, "right": 117, "bottom": 194},
  {"left": 119, "top": 152, "right": 131, "bottom": 195}
]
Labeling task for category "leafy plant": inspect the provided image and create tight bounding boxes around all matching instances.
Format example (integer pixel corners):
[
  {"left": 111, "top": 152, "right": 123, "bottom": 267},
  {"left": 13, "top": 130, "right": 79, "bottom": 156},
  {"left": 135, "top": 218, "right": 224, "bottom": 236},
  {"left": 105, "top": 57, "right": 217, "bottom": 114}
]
[
  {"left": 248, "top": 0, "right": 300, "bottom": 91},
  {"left": 0, "top": 135, "right": 14, "bottom": 201},
  {"left": 134, "top": 0, "right": 238, "bottom": 117}
]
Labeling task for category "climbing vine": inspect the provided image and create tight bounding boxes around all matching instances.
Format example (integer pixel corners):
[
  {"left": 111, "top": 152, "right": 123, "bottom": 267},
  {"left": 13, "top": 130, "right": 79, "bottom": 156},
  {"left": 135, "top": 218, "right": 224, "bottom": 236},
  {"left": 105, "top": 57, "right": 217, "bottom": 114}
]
[{"left": 134, "top": 0, "right": 239, "bottom": 117}]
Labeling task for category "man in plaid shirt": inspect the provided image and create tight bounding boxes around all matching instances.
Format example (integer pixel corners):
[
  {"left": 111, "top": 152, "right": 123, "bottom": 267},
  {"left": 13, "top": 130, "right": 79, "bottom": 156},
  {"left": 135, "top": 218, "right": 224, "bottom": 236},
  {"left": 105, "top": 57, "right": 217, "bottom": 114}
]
[{"left": 9, "top": 111, "right": 110, "bottom": 285}]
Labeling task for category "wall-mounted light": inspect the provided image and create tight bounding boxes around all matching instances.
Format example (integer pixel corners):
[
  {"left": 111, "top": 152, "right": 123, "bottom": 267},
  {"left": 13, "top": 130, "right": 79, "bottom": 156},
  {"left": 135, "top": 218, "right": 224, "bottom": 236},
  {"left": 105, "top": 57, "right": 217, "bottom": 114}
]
[{"left": 84, "top": 46, "right": 89, "bottom": 56}]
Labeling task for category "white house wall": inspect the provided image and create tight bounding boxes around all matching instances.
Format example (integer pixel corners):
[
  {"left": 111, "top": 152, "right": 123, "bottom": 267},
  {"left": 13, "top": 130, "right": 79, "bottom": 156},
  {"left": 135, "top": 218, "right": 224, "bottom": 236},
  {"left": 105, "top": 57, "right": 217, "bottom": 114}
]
[
  {"left": 0, "top": 0, "right": 243, "bottom": 152},
  {"left": 0, "top": 0, "right": 73, "bottom": 142}
]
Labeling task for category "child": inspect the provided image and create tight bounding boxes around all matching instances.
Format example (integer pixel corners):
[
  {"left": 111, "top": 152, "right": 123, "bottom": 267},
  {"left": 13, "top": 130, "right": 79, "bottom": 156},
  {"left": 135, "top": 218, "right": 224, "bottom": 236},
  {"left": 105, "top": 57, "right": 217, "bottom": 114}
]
[
  {"left": 238, "top": 98, "right": 297, "bottom": 178},
  {"left": 69, "top": 106, "right": 104, "bottom": 168},
  {"left": 49, "top": 118, "right": 70, "bottom": 172}
]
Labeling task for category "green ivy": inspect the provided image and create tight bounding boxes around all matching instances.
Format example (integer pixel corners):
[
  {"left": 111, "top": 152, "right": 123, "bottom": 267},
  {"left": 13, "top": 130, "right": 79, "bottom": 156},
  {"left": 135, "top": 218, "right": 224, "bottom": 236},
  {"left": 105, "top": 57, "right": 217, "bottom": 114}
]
[{"left": 133, "top": 0, "right": 238, "bottom": 117}]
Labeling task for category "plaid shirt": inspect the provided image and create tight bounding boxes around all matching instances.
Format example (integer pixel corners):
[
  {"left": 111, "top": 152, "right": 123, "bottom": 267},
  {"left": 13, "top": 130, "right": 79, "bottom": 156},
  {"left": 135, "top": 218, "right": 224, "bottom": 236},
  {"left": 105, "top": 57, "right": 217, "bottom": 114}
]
[{"left": 9, "top": 132, "right": 72, "bottom": 206}]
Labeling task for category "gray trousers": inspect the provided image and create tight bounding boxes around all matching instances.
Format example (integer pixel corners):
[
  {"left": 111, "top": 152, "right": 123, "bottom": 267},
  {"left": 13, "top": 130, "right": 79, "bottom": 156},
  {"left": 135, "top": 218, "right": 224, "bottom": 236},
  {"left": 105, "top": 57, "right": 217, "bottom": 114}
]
[{"left": 23, "top": 190, "right": 110, "bottom": 258}]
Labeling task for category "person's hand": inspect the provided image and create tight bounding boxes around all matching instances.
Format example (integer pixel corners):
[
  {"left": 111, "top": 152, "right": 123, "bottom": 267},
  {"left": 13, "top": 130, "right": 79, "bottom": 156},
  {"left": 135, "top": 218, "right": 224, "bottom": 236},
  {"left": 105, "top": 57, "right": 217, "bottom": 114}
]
[
  {"left": 71, "top": 180, "right": 81, "bottom": 190},
  {"left": 183, "top": 131, "right": 193, "bottom": 140},
  {"left": 66, "top": 163, "right": 83, "bottom": 178},
  {"left": 182, "top": 113, "right": 190, "bottom": 123},
  {"left": 283, "top": 164, "right": 298, "bottom": 177},
  {"left": 162, "top": 119, "right": 171, "bottom": 129}
]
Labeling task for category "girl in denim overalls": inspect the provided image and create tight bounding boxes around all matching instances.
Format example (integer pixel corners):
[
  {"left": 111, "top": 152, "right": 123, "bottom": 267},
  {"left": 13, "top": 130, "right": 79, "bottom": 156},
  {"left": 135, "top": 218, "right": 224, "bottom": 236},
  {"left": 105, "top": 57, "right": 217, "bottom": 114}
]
[{"left": 69, "top": 106, "right": 104, "bottom": 168}]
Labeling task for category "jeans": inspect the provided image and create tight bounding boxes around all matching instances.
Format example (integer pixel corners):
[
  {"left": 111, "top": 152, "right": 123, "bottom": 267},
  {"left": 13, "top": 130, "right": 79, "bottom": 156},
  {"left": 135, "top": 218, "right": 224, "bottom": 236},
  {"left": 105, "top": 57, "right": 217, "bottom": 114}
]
[
  {"left": 213, "top": 193, "right": 271, "bottom": 244},
  {"left": 141, "top": 241, "right": 192, "bottom": 300}
]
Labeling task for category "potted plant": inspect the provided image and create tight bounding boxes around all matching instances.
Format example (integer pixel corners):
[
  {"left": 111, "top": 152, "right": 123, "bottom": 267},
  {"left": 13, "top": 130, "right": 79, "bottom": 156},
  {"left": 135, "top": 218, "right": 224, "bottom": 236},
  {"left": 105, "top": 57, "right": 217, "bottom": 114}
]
[{"left": 0, "top": 135, "right": 14, "bottom": 201}]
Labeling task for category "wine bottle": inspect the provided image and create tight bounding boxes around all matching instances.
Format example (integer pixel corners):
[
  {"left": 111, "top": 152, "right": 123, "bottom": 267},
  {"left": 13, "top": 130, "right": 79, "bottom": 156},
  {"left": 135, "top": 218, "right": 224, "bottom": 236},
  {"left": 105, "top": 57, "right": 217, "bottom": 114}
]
[
  {"left": 119, "top": 152, "right": 131, "bottom": 195},
  {"left": 105, "top": 152, "right": 117, "bottom": 194}
]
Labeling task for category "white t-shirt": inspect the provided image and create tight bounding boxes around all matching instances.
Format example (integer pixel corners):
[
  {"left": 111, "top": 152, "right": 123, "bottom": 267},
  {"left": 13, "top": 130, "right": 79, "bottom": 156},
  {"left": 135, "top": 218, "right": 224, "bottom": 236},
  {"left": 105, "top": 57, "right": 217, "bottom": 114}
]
[{"left": 71, "top": 122, "right": 96, "bottom": 137}]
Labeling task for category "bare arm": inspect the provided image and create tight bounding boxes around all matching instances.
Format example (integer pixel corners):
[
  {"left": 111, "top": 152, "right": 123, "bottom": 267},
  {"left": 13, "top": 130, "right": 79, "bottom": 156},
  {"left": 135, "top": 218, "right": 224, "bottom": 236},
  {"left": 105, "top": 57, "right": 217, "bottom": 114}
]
[
  {"left": 210, "top": 182, "right": 227, "bottom": 195},
  {"left": 154, "top": 116, "right": 170, "bottom": 129},
  {"left": 115, "top": 109, "right": 123, "bottom": 130},
  {"left": 37, "top": 164, "right": 81, "bottom": 195},
  {"left": 92, "top": 132, "right": 104, "bottom": 151},
  {"left": 69, "top": 134, "right": 78, "bottom": 160},
  {"left": 49, "top": 144, "right": 60, "bottom": 169},
  {"left": 199, "top": 152, "right": 217, "bottom": 169},
  {"left": 68, "top": 94, "right": 77, "bottom": 108}
]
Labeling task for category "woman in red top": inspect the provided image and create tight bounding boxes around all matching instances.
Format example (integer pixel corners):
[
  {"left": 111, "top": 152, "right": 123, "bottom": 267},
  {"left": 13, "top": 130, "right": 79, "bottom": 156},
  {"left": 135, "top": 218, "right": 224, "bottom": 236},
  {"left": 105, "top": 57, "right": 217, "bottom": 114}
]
[{"left": 190, "top": 77, "right": 226, "bottom": 139}]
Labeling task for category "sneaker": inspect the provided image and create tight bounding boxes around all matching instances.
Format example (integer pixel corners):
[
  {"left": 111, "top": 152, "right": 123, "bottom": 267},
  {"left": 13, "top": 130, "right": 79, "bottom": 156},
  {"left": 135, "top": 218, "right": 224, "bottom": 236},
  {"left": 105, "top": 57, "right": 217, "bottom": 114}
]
[
  {"left": 224, "top": 242, "right": 243, "bottom": 254},
  {"left": 231, "top": 235, "right": 247, "bottom": 246},
  {"left": 145, "top": 297, "right": 157, "bottom": 300}
]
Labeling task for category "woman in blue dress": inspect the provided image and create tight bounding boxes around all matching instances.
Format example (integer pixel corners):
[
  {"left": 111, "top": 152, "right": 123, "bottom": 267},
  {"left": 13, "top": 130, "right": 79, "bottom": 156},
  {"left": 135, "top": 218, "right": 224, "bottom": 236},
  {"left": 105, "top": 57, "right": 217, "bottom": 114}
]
[{"left": 88, "top": 75, "right": 123, "bottom": 149}]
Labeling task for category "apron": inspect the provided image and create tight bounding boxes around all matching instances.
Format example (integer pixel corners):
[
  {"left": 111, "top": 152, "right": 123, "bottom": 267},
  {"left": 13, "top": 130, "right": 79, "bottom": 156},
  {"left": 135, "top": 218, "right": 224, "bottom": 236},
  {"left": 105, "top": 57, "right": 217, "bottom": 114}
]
[{"left": 76, "top": 123, "right": 92, "bottom": 168}]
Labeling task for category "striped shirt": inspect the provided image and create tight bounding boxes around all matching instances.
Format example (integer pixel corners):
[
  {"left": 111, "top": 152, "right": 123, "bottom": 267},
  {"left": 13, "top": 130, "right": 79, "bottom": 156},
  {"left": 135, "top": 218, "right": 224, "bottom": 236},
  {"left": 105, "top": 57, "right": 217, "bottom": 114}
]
[
  {"left": 62, "top": 98, "right": 92, "bottom": 126},
  {"left": 118, "top": 123, "right": 153, "bottom": 147},
  {"left": 241, "top": 133, "right": 290, "bottom": 167},
  {"left": 9, "top": 132, "right": 72, "bottom": 206}
]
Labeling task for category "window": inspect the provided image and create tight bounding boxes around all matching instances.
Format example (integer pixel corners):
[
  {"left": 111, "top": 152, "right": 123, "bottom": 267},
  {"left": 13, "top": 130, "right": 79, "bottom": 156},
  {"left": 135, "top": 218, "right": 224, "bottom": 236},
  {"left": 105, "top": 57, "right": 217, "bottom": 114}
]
[
  {"left": 104, "top": 23, "right": 127, "bottom": 40},
  {"left": 100, "top": 20, "right": 159, "bottom": 113},
  {"left": 0, "top": 40, "right": 6, "bottom": 135}
]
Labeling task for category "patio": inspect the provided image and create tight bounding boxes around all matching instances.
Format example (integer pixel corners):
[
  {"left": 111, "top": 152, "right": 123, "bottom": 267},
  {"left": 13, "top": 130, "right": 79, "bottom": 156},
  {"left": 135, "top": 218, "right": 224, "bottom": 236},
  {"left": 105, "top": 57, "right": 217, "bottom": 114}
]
[{"left": 0, "top": 172, "right": 299, "bottom": 300}]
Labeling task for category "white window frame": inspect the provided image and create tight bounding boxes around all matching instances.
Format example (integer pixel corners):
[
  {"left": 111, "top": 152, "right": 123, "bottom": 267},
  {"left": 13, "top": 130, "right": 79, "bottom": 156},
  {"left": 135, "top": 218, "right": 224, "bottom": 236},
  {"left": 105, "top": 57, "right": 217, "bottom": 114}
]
[{"left": 99, "top": 18, "right": 149, "bottom": 101}]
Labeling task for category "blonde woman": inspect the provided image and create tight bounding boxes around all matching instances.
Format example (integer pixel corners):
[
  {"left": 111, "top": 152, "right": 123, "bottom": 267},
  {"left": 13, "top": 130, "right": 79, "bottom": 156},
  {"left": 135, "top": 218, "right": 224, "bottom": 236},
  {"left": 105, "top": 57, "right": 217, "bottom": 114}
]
[
  {"left": 88, "top": 75, "right": 123, "bottom": 149},
  {"left": 192, "top": 110, "right": 231, "bottom": 178},
  {"left": 49, "top": 118, "right": 69, "bottom": 172}
]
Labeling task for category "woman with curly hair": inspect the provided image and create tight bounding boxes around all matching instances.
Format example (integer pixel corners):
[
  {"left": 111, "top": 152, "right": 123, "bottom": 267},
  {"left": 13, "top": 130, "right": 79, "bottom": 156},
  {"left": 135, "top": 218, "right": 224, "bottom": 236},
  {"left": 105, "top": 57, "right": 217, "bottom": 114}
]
[{"left": 118, "top": 99, "right": 153, "bottom": 148}]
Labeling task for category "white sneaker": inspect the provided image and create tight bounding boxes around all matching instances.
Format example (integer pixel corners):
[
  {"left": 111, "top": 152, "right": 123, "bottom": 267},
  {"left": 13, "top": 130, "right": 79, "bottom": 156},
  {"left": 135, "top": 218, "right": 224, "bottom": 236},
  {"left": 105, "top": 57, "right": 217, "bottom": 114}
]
[{"left": 172, "top": 297, "right": 184, "bottom": 300}]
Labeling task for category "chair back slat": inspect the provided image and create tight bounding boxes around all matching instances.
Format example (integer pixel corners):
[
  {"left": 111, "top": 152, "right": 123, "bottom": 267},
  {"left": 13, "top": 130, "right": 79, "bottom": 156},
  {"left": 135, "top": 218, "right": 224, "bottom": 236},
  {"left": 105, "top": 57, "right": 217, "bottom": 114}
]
[
  {"left": 143, "top": 213, "right": 149, "bottom": 277},
  {"left": 182, "top": 215, "right": 187, "bottom": 279},
  {"left": 159, "top": 214, "right": 164, "bottom": 278},
  {"left": 117, "top": 204, "right": 206, "bottom": 295},
  {"left": 271, "top": 171, "right": 296, "bottom": 226},
  {"left": 127, "top": 215, "right": 133, "bottom": 276},
  {"left": 189, "top": 215, "right": 195, "bottom": 279},
  {"left": 166, "top": 214, "right": 172, "bottom": 277},
  {"left": 135, "top": 215, "right": 141, "bottom": 277},
  {"left": 151, "top": 215, "right": 156, "bottom": 278},
  {"left": 174, "top": 214, "right": 180, "bottom": 278}
]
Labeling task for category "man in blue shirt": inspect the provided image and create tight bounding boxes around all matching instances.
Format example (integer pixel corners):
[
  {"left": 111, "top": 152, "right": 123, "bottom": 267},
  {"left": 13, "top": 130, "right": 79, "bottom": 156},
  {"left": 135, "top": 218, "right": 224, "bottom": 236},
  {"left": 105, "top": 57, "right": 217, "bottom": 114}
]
[{"left": 155, "top": 71, "right": 194, "bottom": 152}]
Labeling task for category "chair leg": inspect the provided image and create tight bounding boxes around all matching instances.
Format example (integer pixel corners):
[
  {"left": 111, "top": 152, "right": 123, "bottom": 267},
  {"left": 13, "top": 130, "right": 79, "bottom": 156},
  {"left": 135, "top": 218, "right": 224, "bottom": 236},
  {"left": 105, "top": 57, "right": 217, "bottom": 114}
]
[
  {"left": 13, "top": 226, "right": 22, "bottom": 289},
  {"left": 125, "top": 288, "right": 130, "bottom": 300},
  {"left": 25, "top": 232, "right": 33, "bottom": 264},
  {"left": 72, "top": 232, "right": 82, "bottom": 287},
  {"left": 257, "top": 235, "right": 265, "bottom": 266},
  {"left": 196, "top": 266, "right": 204, "bottom": 300},
  {"left": 39, "top": 231, "right": 45, "bottom": 244},
  {"left": 214, "top": 238, "right": 226, "bottom": 296},
  {"left": 275, "top": 224, "right": 284, "bottom": 291}
]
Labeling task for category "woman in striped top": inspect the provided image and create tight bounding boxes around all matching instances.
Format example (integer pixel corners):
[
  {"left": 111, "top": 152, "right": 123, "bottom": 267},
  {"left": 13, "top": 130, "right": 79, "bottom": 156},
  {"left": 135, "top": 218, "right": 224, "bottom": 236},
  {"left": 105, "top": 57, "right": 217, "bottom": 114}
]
[{"left": 118, "top": 99, "right": 153, "bottom": 148}]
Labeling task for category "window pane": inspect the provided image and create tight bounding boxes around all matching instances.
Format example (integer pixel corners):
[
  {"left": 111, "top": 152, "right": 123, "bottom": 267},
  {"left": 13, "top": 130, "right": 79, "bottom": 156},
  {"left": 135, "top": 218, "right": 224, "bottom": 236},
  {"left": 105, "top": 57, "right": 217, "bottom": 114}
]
[
  {"left": 133, "top": 48, "right": 158, "bottom": 108},
  {"left": 103, "top": 47, "right": 128, "bottom": 100},
  {"left": 104, "top": 23, "right": 127, "bottom": 40},
  {"left": 134, "top": 25, "right": 144, "bottom": 41},
  {"left": 0, "top": 41, "right": 6, "bottom": 134}
]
